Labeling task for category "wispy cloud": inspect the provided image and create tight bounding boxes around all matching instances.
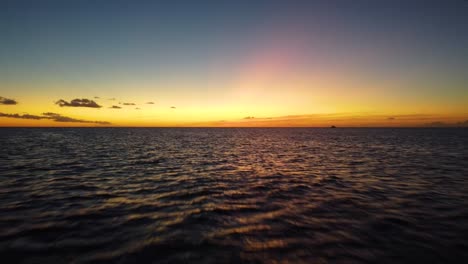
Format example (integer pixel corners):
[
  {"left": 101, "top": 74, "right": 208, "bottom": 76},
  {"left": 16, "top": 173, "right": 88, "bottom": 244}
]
[
  {"left": 146, "top": 102, "right": 155, "bottom": 104},
  {"left": 42, "top": 112, "right": 110, "bottom": 124},
  {"left": 0, "top": 96, "right": 18, "bottom": 105},
  {"left": 122, "top": 102, "right": 136, "bottom": 106},
  {"left": 109, "top": 105, "right": 122, "bottom": 109},
  {"left": 56, "top": 98, "right": 102, "bottom": 108},
  {"left": 0, "top": 112, "right": 110, "bottom": 124},
  {"left": 458, "top": 120, "right": 468, "bottom": 126},
  {"left": 425, "top": 120, "right": 468, "bottom": 127},
  {"left": 170, "top": 106, "right": 176, "bottom": 109},
  {"left": 190, "top": 113, "right": 466, "bottom": 127},
  {"left": 0, "top": 112, "right": 42, "bottom": 119}
]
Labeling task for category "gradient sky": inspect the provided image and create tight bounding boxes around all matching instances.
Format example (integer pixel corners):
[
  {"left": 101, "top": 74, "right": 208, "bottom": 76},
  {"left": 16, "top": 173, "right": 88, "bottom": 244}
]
[{"left": 1, "top": 0, "right": 467, "bottom": 127}]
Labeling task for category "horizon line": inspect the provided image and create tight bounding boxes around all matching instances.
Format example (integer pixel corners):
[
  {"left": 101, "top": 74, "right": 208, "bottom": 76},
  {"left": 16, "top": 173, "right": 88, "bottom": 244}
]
[{"left": 1, "top": 126, "right": 467, "bottom": 129}]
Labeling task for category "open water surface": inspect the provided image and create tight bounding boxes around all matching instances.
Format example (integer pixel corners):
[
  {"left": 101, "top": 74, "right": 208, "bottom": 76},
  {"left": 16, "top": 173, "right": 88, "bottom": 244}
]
[{"left": 0, "top": 128, "right": 467, "bottom": 263}]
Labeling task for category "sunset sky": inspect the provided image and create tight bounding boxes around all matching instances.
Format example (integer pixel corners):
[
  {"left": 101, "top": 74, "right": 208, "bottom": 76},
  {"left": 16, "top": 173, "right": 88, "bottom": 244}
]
[{"left": 1, "top": 0, "right": 467, "bottom": 127}]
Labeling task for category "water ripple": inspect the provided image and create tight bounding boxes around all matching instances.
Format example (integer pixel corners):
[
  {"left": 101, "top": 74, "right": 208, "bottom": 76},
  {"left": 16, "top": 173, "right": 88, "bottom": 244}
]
[{"left": 1, "top": 128, "right": 467, "bottom": 263}]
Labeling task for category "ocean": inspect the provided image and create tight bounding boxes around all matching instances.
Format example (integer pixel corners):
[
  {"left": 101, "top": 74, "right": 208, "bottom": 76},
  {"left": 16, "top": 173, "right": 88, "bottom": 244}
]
[{"left": 1, "top": 128, "right": 467, "bottom": 263}]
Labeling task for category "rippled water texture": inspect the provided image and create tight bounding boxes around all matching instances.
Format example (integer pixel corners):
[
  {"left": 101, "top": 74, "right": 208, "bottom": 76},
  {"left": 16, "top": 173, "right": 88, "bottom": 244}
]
[{"left": 1, "top": 128, "right": 468, "bottom": 263}]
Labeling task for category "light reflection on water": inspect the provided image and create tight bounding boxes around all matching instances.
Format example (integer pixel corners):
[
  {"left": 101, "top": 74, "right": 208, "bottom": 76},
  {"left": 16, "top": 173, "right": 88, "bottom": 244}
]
[{"left": 0, "top": 128, "right": 468, "bottom": 263}]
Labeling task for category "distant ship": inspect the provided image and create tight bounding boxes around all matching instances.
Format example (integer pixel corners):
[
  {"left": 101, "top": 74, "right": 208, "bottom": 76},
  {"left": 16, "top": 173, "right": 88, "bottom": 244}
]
[{"left": 330, "top": 125, "right": 336, "bottom": 128}]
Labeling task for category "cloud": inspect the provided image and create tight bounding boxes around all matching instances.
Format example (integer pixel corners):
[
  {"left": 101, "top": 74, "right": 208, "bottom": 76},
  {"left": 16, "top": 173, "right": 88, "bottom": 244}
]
[
  {"left": 42, "top": 112, "right": 110, "bottom": 124},
  {"left": 56, "top": 98, "right": 102, "bottom": 108},
  {"left": 189, "top": 113, "right": 468, "bottom": 127},
  {"left": 94, "top": 96, "right": 100, "bottom": 99},
  {"left": 109, "top": 105, "right": 122, "bottom": 109},
  {"left": 456, "top": 120, "right": 468, "bottom": 127},
  {"left": 0, "top": 112, "right": 42, "bottom": 119},
  {"left": 146, "top": 102, "right": 155, "bottom": 104},
  {"left": 109, "top": 98, "right": 116, "bottom": 101},
  {"left": 425, "top": 121, "right": 448, "bottom": 127},
  {"left": 123, "top": 102, "right": 136, "bottom": 106},
  {"left": 426, "top": 120, "right": 468, "bottom": 127},
  {"left": 170, "top": 106, "right": 176, "bottom": 109},
  {"left": 0, "top": 112, "right": 110, "bottom": 124},
  {"left": 135, "top": 107, "right": 140, "bottom": 110},
  {"left": 42, "top": 112, "right": 60, "bottom": 117},
  {"left": 0, "top": 96, "right": 18, "bottom": 105}
]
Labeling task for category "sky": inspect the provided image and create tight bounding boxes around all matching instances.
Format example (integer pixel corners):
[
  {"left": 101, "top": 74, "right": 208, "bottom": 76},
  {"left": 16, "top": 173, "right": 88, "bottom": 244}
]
[{"left": 1, "top": 0, "right": 467, "bottom": 127}]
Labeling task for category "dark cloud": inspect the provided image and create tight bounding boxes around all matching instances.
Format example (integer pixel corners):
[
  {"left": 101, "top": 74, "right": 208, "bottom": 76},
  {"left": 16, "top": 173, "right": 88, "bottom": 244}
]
[
  {"left": 456, "top": 120, "right": 468, "bottom": 127},
  {"left": 44, "top": 112, "right": 110, "bottom": 124},
  {"left": 42, "top": 112, "right": 60, "bottom": 117},
  {"left": 56, "top": 98, "right": 102, "bottom": 108},
  {"left": 42, "top": 112, "right": 110, "bottom": 124},
  {"left": 387, "top": 117, "right": 395, "bottom": 120},
  {"left": 109, "top": 105, "right": 122, "bottom": 109},
  {"left": 0, "top": 111, "right": 110, "bottom": 124},
  {"left": 0, "top": 96, "right": 18, "bottom": 105},
  {"left": 146, "top": 102, "right": 155, "bottom": 104},
  {"left": 426, "top": 121, "right": 447, "bottom": 127},
  {"left": 94, "top": 96, "right": 100, "bottom": 99},
  {"left": 425, "top": 121, "right": 468, "bottom": 127},
  {"left": 0, "top": 112, "right": 42, "bottom": 119},
  {"left": 243, "top": 116, "right": 255, "bottom": 119},
  {"left": 170, "top": 106, "right": 176, "bottom": 109},
  {"left": 123, "top": 102, "right": 136, "bottom": 106}
]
